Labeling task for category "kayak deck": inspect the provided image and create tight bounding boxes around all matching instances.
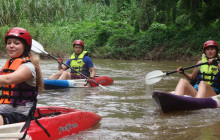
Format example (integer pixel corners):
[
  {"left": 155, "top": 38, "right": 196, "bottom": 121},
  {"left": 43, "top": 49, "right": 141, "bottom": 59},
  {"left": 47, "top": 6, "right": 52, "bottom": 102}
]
[
  {"left": 152, "top": 91, "right": 218, "bottom": 113},
  {"left": 44, "top": 76, "right": 114, "bottom": 89},
  {"left": 0, "top": 107, "right": 101, "bottom": 140}
]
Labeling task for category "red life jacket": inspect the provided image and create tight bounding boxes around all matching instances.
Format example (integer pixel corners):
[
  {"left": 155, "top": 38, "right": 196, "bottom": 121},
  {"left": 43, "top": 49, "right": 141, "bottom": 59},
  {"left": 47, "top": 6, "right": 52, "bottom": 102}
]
[{"left": 0, "top": 57, "right": 38, "bottom": 106}]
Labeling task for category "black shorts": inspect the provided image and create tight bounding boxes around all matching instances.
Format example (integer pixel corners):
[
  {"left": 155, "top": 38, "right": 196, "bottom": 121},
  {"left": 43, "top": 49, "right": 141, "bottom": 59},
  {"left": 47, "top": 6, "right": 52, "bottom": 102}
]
[{"left": 0, "top": 112, "right": 28, "bottom": 125}]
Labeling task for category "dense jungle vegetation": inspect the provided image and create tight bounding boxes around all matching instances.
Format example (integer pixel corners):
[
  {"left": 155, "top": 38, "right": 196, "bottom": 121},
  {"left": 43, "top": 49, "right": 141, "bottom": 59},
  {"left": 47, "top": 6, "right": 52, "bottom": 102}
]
[{"left": 0, "top": 0, "right": 220, "bottom": 60}]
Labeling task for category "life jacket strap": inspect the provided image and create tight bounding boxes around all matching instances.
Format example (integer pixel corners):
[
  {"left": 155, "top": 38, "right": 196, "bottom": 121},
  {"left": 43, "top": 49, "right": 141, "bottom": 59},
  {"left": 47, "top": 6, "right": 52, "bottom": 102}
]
[{"left": 20, "top": 101, "right": 51, "bottom": 139}]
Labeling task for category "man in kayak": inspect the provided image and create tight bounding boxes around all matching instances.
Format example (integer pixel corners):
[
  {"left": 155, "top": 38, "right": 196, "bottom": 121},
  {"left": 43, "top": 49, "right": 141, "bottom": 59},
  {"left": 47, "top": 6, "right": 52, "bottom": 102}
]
[
  {"left": 174, "top": 40, "right": 220, "bottom": 98},
  {"left": 0, "top": 27, "right": 44, "bottom": 125},
  {"left": 49, "top": 40, "right": 96, "bottom": 80}
]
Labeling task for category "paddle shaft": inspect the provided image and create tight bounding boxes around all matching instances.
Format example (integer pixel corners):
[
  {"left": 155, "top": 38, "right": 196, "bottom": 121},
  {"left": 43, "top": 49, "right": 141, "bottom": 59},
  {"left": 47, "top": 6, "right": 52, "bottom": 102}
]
[
  {"left": 145, "top": 58, "right": 220, "bottom": 85},
  {"left": 47, "top": 54, "right": 103, "bottom": 87},
  {"left": 166, "top": 59, "right": 220, "bottom": 76}
]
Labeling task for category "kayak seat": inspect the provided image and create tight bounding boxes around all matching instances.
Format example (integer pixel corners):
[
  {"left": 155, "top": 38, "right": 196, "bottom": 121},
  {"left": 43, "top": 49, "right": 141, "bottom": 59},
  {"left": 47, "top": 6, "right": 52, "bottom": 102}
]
[
  {"left": 35, "top": 112, "right": 61, "bottom": 119},
  {"left": 34, "top": 108, "right": 61, "bottom": 119}
]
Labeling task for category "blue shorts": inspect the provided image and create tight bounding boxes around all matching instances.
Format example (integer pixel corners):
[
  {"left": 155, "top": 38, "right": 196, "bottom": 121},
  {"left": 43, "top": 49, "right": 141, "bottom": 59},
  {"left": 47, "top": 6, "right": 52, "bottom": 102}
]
[{"left": 0, "top": 112, "right": 28, "bottom": 124}]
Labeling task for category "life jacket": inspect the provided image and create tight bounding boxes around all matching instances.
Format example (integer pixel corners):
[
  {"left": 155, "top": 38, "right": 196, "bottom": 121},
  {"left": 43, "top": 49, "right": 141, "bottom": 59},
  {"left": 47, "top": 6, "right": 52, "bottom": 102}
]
[
  {"left": 196, "top": 54, "right": 220, "bottom": 89},
  {"left": 0, "top": 57, "right": 38, "bottom": 106},
  {"left": 69, "top": 51, "right": 90, "bottom": 76}
]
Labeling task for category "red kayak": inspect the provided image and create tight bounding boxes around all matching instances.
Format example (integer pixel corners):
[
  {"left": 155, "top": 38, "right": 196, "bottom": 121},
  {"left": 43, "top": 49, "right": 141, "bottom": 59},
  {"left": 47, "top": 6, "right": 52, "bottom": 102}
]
[
  {"left": 0, "top": 107, "right": 101, "bottom": 139},
  {"left": 89, "top": 76, "right": 114, "bottom": 87}
]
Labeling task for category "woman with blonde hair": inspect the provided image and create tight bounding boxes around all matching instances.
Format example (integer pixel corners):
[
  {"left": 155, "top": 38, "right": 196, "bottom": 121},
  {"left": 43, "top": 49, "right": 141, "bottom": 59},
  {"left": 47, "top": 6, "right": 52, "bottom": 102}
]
[{"left": 0, "top": 27, "right": 43, "bottom": 125}]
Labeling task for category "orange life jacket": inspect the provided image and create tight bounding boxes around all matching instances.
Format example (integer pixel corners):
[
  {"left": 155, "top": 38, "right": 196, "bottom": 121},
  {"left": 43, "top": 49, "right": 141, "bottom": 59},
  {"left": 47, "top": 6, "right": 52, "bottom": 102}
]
[{"left": 0, "top": 57, "right": 38, "bottom": 106}]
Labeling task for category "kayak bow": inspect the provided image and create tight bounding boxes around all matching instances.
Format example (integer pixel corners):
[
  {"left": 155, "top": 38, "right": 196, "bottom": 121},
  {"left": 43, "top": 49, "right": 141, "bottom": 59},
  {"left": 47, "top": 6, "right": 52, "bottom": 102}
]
[{"left": 152, "top": 91, "right": 219, "bottom": 113}]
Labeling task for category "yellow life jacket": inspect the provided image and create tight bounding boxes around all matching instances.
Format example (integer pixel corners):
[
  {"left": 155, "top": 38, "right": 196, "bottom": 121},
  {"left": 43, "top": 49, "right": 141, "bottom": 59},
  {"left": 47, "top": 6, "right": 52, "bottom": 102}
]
[
  {"left": 197, "top": 54, "right": 220, "bottom": 88},
  {"left": 0, "top": 57, "right": 38, "bottom": 106},
  {"left": 69, "top": 51, "right": 90, "bottom": 76}
]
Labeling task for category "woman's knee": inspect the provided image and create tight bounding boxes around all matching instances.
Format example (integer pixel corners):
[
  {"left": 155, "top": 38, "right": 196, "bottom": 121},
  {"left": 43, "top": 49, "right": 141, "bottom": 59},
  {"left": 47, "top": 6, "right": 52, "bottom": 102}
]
[
  {"left": 179, "top": 78, "right": 188, "bottom": 84},
  {"left": 199, "top": 81, "right": 209, "bottom": 87}
]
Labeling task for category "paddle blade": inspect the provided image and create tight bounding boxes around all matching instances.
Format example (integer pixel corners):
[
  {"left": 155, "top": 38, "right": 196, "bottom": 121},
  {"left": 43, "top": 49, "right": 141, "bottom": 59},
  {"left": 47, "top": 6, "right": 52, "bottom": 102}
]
[
  {"left": 145, "top": 70, "right": 165, "bottom": 85},
  {"left": 31, "top": 39, "right": 47, "bottom": 54}
]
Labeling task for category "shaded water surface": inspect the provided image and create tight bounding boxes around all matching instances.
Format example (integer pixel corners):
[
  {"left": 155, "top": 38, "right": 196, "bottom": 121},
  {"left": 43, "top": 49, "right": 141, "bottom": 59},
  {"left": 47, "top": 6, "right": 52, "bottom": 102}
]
[{"left": 1, "top": 58, "right": 220, "bottom": 139}]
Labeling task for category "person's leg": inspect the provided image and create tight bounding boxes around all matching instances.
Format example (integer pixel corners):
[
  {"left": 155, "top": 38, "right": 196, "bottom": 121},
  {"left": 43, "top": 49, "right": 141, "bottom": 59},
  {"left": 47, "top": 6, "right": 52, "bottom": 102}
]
[
  {"left": 58, "top": 71, "right": 71, "bottom": 80},
  {"left": 196, "top": 81, "right": 217, "bottom": 98},
  {"left": 0, "top": 115, "right": 4, "bottom": 125},
  {"left": 174, "top": 78, "right": 197, "bottom": 97},
  {"left": 48, "top": 70, "right": 64, "bottom": 79}
]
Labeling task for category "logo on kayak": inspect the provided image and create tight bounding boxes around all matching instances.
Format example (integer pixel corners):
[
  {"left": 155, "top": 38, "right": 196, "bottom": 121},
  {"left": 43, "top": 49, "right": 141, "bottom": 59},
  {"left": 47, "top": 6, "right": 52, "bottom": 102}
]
[
  {"left": 99, "top": 80, "right": 106, "bottom": 84},
  {"left": 58, "top": 123, "right": 78, "bottom": 134}
]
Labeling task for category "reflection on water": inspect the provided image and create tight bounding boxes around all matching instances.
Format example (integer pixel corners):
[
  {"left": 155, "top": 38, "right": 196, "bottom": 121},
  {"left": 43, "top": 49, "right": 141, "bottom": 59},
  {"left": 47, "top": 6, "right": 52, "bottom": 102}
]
[{"left": 0, "top": 58, "right": 219, "bottom": 139}]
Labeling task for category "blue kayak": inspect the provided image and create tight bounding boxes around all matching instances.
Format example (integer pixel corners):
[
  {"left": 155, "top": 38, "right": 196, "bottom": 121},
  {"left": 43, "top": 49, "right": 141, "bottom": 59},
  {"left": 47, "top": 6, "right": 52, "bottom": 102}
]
[{"left": 43, "top": 76, "right": 114, "bottom": 90}]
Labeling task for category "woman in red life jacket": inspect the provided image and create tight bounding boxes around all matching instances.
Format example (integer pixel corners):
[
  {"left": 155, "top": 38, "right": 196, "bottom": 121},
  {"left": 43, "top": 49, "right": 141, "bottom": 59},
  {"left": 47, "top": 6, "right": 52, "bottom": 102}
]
[{"left": 0, "top": 27, "right": 43, "bottom": 125}]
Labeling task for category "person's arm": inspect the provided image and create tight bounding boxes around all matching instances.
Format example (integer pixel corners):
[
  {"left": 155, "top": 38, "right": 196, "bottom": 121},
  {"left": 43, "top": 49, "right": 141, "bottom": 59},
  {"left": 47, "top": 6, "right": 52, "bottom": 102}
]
[
  {"left": 89, "top": 67, "right": 96, "bottom": 78},
  {"left": 0, "top": 65, "right": 32, "bottom": 86},
  {"left": 178, "top": 61, "right": 200, "bottom": 81},
  {"left": 58, "top": 59, "right": 69, "bottom": 71},
  {"left": 58, "top": 63, "right": 68, "bottom": 70},
  {"left": 182, "top": 67, "right": 199, "bottom": 81},
  {"left": 84, "top": 56, "right": 96, "bottom": 78}
]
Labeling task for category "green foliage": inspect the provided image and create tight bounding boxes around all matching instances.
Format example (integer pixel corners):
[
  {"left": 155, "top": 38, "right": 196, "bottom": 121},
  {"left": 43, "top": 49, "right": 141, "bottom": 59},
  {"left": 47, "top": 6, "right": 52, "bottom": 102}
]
[{"left": 0, "top": 0, "right": 220, "bottom": 60}]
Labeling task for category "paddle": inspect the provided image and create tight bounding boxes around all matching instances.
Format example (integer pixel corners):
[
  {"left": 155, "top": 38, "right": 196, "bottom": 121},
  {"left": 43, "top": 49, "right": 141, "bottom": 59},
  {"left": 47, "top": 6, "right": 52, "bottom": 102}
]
[
  {"left": 145, "top": 60, "right": 220, "bottom": 85},
  {"left": 31, "top": 39, "right": 106, "bottom": 89}
]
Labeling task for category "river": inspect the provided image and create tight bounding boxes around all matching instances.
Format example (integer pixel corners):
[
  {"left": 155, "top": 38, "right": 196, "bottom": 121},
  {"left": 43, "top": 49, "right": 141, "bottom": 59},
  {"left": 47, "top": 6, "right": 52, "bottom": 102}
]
[{"left": 1, "top": 58, "right": 220, "bottom": 139}]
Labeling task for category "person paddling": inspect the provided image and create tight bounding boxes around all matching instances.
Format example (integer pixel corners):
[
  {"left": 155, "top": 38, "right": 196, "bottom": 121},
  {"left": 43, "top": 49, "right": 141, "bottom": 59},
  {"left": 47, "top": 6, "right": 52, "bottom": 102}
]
[
  {"left": 0, "top": 27, "right": 43, "bottom": 125},
  {"left": 49, "top": 40, "right": 96, "bottom": 80},
  {"left": 174, "top": 40, "right": 220, "bottom": 98}
]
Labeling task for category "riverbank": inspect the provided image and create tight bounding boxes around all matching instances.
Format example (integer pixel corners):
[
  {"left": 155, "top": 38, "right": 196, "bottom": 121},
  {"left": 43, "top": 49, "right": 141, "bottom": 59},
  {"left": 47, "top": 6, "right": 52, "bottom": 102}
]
[
  {"left": 1, "top": 0, "right": 220, "bottom": 61},
  {"left": 0, "top": 50, "right": 201, "bottom": 62},
  {"left": 1, "top": 22, "right": 219, "bottom": 61}
]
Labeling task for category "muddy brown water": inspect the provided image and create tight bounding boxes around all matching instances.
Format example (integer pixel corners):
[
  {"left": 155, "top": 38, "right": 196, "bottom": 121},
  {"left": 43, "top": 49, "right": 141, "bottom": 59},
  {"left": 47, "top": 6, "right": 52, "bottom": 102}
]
[{"left": 0, "top": 58, "right": 219, "bottom": 140}]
